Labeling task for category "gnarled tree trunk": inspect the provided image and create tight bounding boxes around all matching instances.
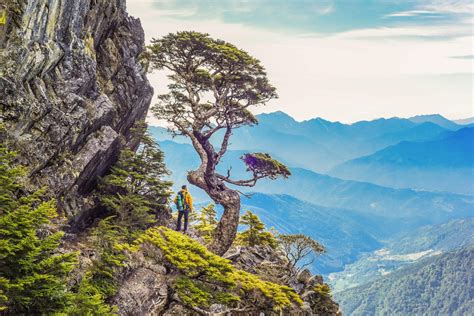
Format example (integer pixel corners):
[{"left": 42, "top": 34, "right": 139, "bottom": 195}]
[
  {"left": 183, "top": 131, "right": 243, "bottom": 255},
  {"left": 188, "top": 166, "right": 241, "bottom": 256}
]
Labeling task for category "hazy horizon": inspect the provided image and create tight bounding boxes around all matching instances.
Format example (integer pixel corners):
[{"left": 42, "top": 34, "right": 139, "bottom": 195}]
[{"left": 146, "top": 109, "right": 473, "bottom": 127}]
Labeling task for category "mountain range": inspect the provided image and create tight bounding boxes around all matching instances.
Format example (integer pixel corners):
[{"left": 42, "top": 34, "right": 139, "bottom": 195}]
[
  {"left": 158, "top": 140, "right": 473, "bottom": 233},
  {"left": 329, "top": 218, "right": 474, "bottom": 292},
  {"left": 329, "top": 127, "right": 474, "bottom": 195},
  {"left": 240, "top": 193, "right": 382, "bottom": 275},
  {"left": 151, "top": 112, "right": 471, "bottom": 177}
]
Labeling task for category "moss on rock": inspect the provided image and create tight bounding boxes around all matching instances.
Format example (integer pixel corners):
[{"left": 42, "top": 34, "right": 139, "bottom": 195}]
[{"left": 135, "top": 227, "right": 303, "bottom": 311}]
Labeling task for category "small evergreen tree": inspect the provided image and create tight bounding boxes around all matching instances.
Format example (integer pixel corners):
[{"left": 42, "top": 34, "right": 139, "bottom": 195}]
[
  {"left": 69, "top": 124, "right": 173, "bottom": 313},
  {"left": 100, "top": 124, "right": 172, "bottom": 234},
  {"left": 237, "top": 211, "right": 277, "bottom": 248},
  {"left": 194, "top": 204, "right": 218, "bottom": 243},
  {"left": 0, "top": 143, "right": 78, "bottom": 314},
  {"left": 68, "top": 218, "right": 125, "bottom": 315}
]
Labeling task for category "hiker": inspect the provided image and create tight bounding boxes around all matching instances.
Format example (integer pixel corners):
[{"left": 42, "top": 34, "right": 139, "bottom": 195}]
[{"left": 174, "top": 185, "right": 193, "bottom": 232}]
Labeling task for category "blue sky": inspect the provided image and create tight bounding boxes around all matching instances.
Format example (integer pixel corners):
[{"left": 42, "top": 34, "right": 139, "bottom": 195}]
[
  {"left": 148, "top": 0, "right": 471, "bottom": 35},
  {"left": 128, "top": 0, "right": 473, "bottom": 123}
]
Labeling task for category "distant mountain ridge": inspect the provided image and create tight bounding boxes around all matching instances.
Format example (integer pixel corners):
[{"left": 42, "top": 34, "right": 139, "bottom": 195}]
[
  {"left": 330, "top": 127, "right": 474, "bottom": 195},
  {"left": 240, "top": 193, "right": 382, "bottom": 275},
  {"left": 151, "top": 113, "right": 474, "bottom": 299},
  {"left": 454, "top": 117, "right": 474, "bottom": 125},
  {"left": 158, "top": 140, "right": 474, "bottom": 231},
  {"left": 408, "top": 114, "right": 462, "bottom": 130},
  {"left": 150, "top": 111, "right": 459, "bottom": 173}
]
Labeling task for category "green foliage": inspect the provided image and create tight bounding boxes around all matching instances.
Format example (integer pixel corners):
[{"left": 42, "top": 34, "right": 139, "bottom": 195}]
[
  {"left": 148, "top": 31, "right": 277, "bottom": 135},
  {"left": 336, "top": 245, "right": 474, "bottom": 315},
  {"left": 0, "top": 144, "right": 25, "bottom": 211},
  {"left": 237, "top": 210, "right": 277, "bottom": 248},
  {"left": 0, "top": 144, "right": 78, "bottom": 314},
  {"left": 135, "top": 227, "right": 302, "bottom": 311},
  {"left": 175, "top": 277, "right": 212, "bottom": 307},
  {"left": 68, "top": 126, "right": 173, "bottom": 314},
  {"left": 87, "top": 218, "right": 127, "bottom": 297},
  {"left": 242, "top": 153, "right": 291, "bottom": 180},
  {"left": 314, "top": 283, "right": 331, "bottom": 297},
  {"left": 68, "top": 273, "right": 118, "bottom": 316},
  {"left": 193, "top": 204, "right": 218, "bottom": 243},
  {"left": 278, "top": 234, "right": 325, "bottom": 276},
  {"left": 100, "top": 124, "right": 171, "bottom": 233},
  {"left": 68, "top": 218, "right": 128, "bottom": 315}
]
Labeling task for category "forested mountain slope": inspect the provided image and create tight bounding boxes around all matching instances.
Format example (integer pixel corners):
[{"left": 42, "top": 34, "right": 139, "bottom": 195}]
[
  {"left": 330, "top": 218, "right": 474, "bottom": 291},
  {"left": 335, "top": 244, "right": 474, "bottom": 316},
  {"left": 240, "top": 193, "right": 382, "bottom": 275}
]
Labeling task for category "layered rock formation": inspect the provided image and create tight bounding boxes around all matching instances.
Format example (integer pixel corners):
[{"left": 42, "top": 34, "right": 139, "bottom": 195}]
[{"left": 0, "top": 0, "right": 152, "bottom": 226}]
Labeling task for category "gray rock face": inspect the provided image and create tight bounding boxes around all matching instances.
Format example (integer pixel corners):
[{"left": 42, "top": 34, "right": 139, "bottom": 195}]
[
  {"left": 111, "top": 247, "right": 169, "bottom": 315},
  {"left": 226, "top": 245, "right": 341, "bottom": 315},
  {"left": 0, "top": 0, "right": 152, "bottom": 224}
]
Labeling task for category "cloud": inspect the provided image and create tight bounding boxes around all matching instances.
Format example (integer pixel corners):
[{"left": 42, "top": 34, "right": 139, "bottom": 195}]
[
  {"left": 386, "top": 0, "right": 474, "bottom": 18},
  {"left": 450, "top": 55, "right": 474, "bottom": 59},
  {"left": 334, "top": 21, "right": 473, "bottom": 40},
  {"left": 385, "top": 10, "right": 442, "bottom": 18}
]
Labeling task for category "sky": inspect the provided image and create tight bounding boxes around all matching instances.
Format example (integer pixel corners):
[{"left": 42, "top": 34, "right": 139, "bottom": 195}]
[{"left": 127, "top": 0, "right": 473, "bottom": 124}]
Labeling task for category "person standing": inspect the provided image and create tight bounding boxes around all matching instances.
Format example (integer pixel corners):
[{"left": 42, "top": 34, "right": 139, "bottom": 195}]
[{"left": 174, "top": 185, "right": 193, "bottom": 232}]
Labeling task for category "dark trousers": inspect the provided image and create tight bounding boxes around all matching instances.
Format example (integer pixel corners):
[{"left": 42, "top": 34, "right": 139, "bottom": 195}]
[{"left": 176, "top": 210, "right": 189, "bottom": 232}]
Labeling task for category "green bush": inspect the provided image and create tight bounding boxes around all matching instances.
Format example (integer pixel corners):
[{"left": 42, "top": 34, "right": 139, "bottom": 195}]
[
  {"left": 193, "top": 204, "right": 218, "bottom": 243},
  {"left": 99, "top": 125, "right": 171, "bottom": 234},
  {"left": 0, "top": 144, "right": 78, "bottom": 314},
  {"left": 237, "top": 210, "right": 277, "bottom": 248},
  {"left": 68, "top": 217, "right": 129, "bottom": 315}
]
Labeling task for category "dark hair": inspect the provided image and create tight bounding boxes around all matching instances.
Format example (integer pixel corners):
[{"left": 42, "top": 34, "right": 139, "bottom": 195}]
[{"left": 182, "top": 185, "right": 187, "bottom": 189}]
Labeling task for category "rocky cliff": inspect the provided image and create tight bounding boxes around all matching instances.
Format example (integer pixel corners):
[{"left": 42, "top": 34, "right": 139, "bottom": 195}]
[
  {"left": 0, "top": 0, "right": 152, "bottom": 227},
  {"left": 0, "top": 2, "right": 341, "bottom": 314}
]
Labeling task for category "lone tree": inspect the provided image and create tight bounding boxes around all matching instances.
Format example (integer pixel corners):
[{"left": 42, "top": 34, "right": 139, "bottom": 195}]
[
  {"left": 238, "top": 210, "right": 277, "bottom": 248},
  {"left": 278, "top": 234, "right": 325, "bottom": 277},
  {"left": 148, "top": 31, "right": 290, "bottom": 255}
]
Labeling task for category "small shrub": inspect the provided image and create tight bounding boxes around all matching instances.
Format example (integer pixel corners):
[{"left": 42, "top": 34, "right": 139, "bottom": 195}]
[
  {"left": 193, "top": 204, "right": 218, "bottom": 243},
  {"left": 237, "top": 210, "right": 277, "bottom": 248},
  {"left": 314, "top": 283, "right": 331, "bottom": 297},
  {"left": 278, "top": 234, "right": 325, "bottom": 276}
]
